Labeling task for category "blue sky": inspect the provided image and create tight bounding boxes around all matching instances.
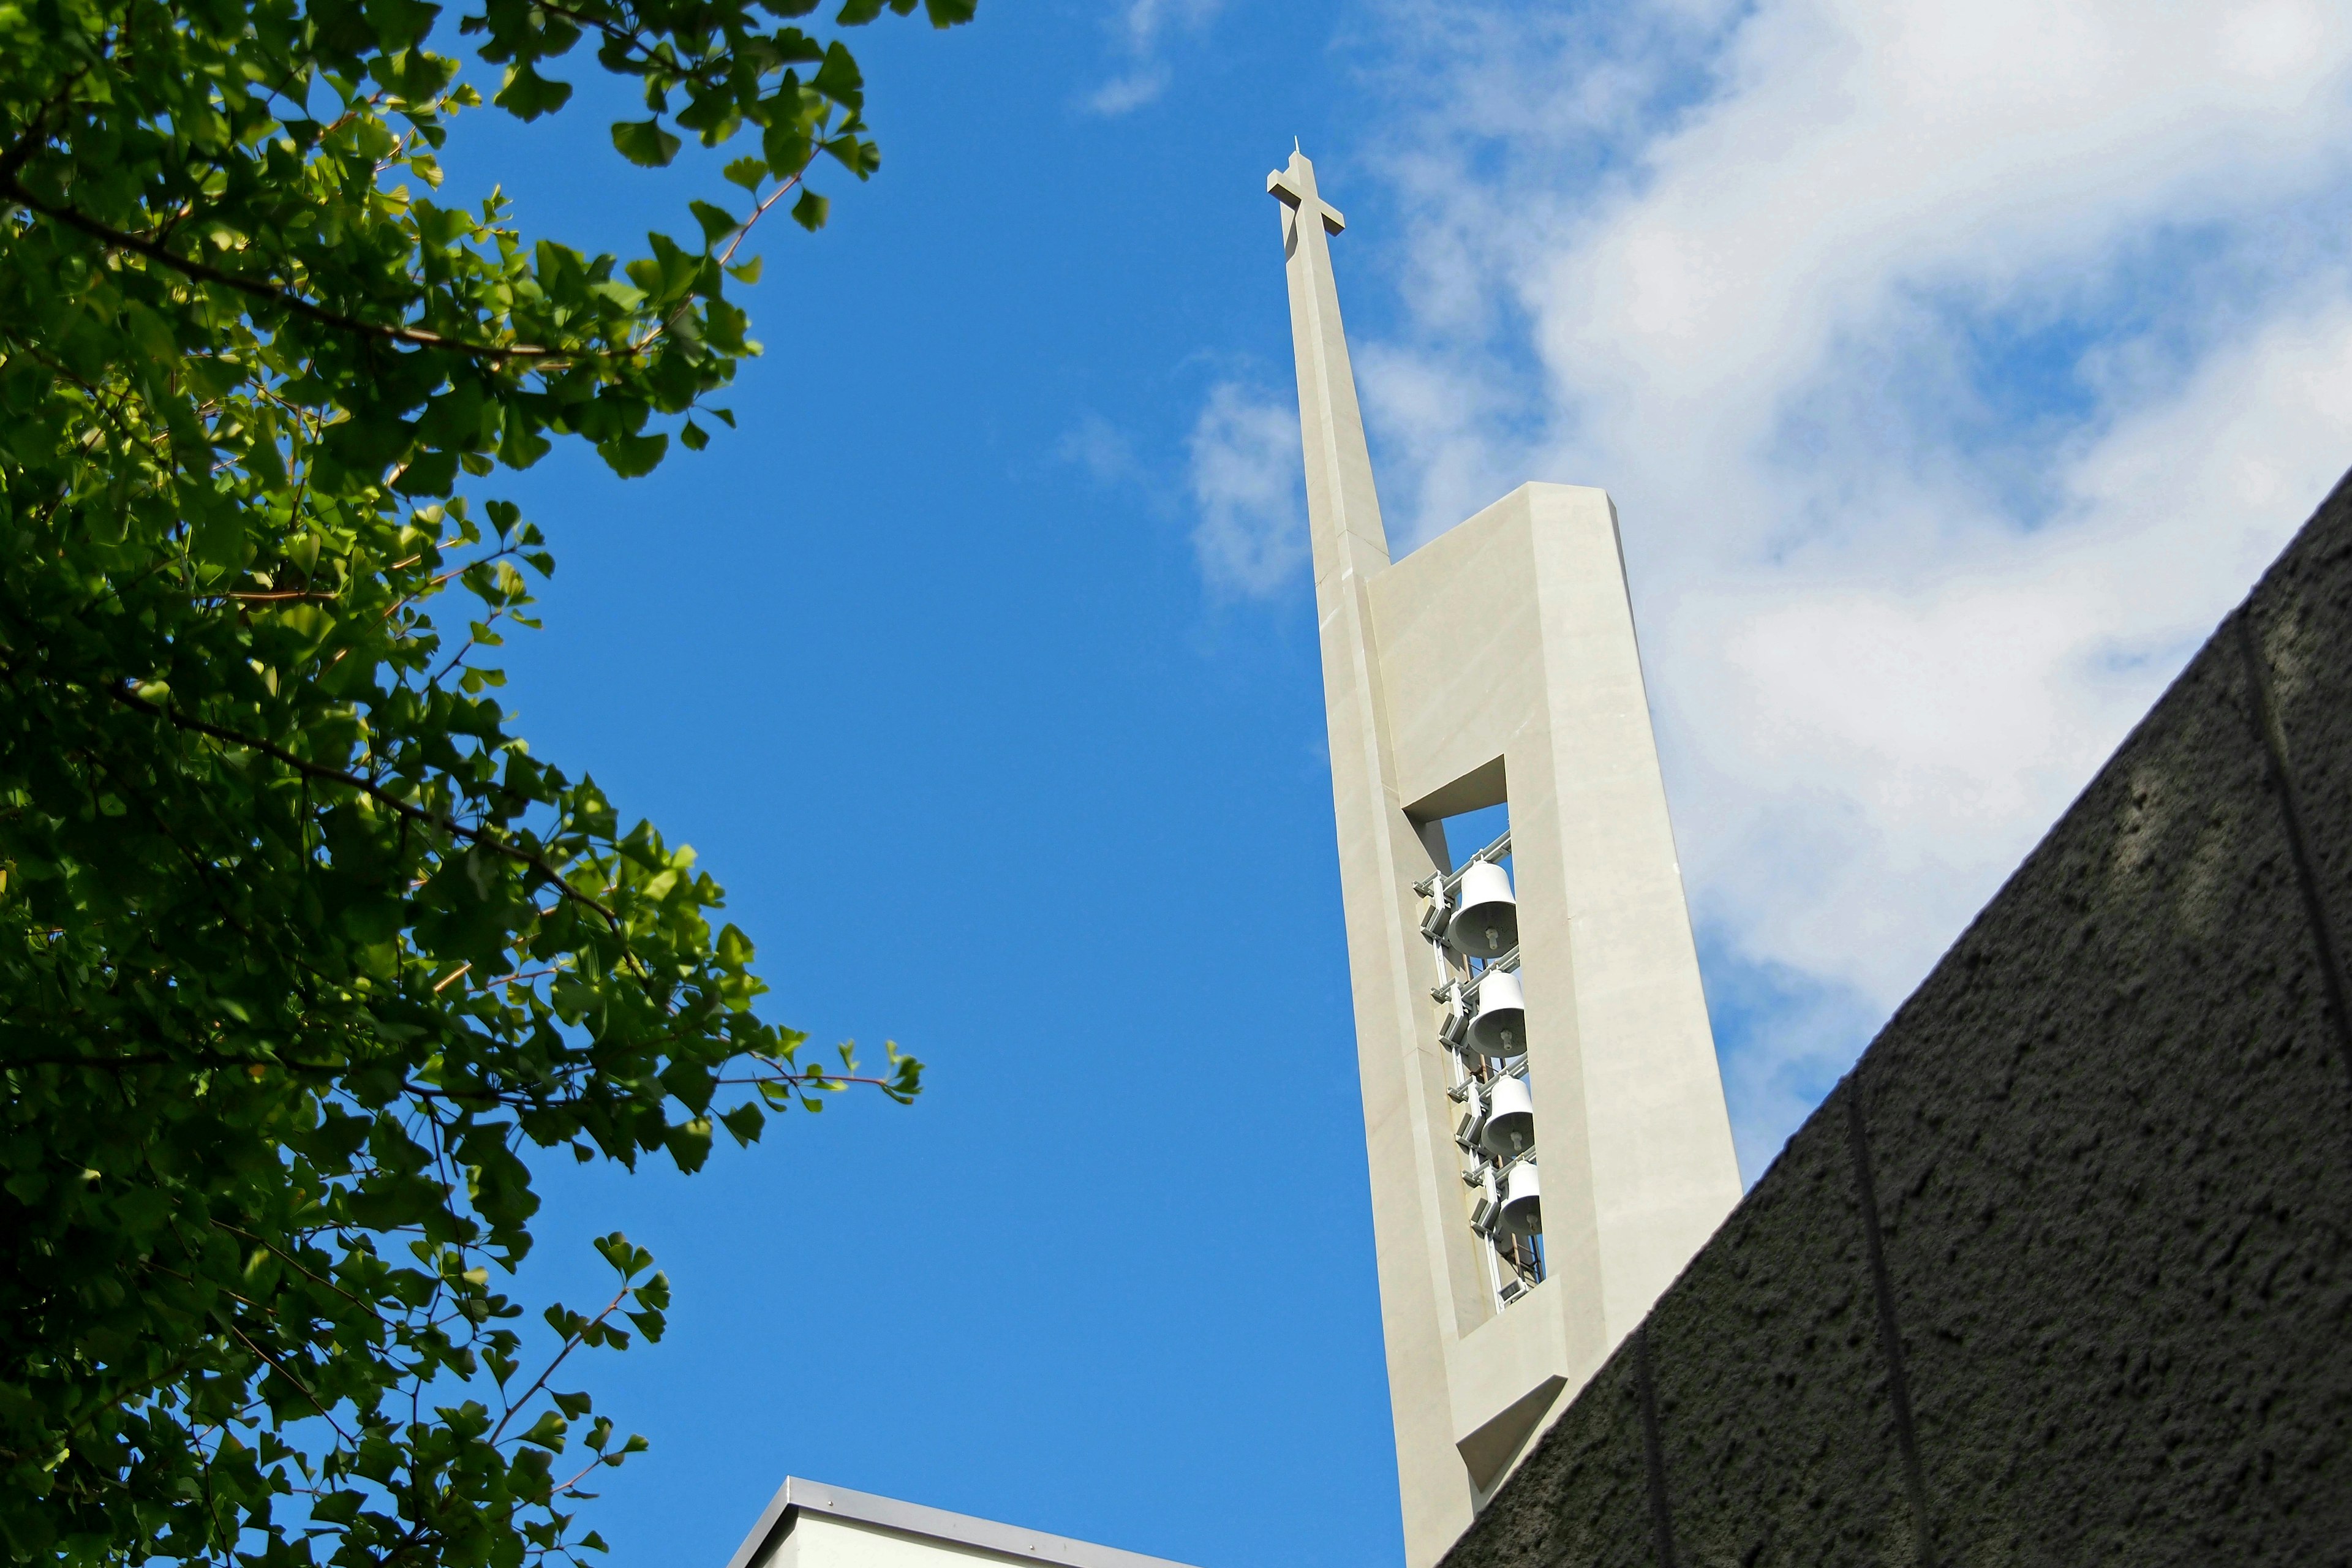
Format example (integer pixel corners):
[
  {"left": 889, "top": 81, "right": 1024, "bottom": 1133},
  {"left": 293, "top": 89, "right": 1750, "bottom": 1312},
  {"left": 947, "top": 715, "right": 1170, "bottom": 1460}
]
[{"left": 420, "top": 3, "right": 2352, "bottom": 1566}]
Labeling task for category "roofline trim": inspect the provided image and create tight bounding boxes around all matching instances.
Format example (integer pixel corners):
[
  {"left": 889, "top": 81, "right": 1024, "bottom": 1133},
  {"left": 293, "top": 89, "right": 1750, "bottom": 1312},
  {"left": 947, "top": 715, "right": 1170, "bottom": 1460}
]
[{"left": 722, "top": 1476, "right": 1200, "bottom": 1568}]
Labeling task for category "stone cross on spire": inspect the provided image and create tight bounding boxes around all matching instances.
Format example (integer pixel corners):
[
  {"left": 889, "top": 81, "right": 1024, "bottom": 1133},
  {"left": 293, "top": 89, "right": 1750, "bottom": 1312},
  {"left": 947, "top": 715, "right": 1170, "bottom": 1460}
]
[
  {"left": 1267, "top": 146, "right": 1390, "bottom": 586},
  {"left": 1268, "top": 141, "right": 1348, "bottom": 241}
]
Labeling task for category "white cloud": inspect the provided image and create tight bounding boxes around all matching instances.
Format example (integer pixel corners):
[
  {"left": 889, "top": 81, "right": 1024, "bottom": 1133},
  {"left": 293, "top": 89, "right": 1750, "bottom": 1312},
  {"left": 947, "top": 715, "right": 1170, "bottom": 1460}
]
[
  {"left": 1675, "top": 293, "right": 2352, "bottom": 1010},
  {"left": 1058, "top": 413, "right": 1140, "bottom": 486},
  {"left": 1188, "top": 382, "right": 1307, "bottom": 598},
  {"left": 1087, "top": 69, "right": 1171, "bottom": 118},
  {"left": 1085, "top": 0, "right": 1225, "bottom": 116},
  {"left": 1226, "top": 0, "right": 2352, "bottom": 1174}
]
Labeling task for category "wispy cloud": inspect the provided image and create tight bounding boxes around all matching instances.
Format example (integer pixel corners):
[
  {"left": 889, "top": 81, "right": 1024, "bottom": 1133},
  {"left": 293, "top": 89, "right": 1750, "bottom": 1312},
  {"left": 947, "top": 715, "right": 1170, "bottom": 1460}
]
[
  {"left": 1188, "top": 381, "right": 1306, "bottom": 597},
  {"left": 1085, "top": 0, "right": 1225, "bottom": 116},
  {"left": 1057, "top": 412, "right": 1141, "bottom": 486},
  {"left": 1223, "top": 0, "right": 2352, "bottom": 1175}
]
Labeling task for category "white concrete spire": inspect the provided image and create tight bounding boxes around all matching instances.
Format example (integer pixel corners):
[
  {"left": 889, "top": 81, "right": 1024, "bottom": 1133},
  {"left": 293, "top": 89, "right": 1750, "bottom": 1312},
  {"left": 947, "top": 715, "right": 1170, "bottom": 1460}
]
[
  {"left": 1268, "top": 146, "right": 1475, "bottom": 1564},
  {"left": 1267, "top": 148, "right": 1391, "bottom": 584},
  {"left": 1268, "top": 148, "right": 1743, "bottom": 1568}
]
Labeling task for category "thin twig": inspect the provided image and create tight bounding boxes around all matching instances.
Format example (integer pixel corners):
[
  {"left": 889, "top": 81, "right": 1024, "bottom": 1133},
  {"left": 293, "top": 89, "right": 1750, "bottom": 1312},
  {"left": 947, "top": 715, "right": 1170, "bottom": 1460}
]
[
  {"left": 216, "top": 1315, "right": 354, "bottom": 1446},
  {"left": 214, "top": 1223, "right": 375, "bottom": 1313},
  {"left": 427, "top": 605, "right": 508, "bottom": 689},
  {"left": 487, "top": 1281, "right": 631, "bottom": 1449},
  {"left": 197, "top": 589, "right": 344, "bottom": 603},
  {"left": 712, "top": 1071, "right": 897, "bottom": 1090},
  {"left": 715, "top": 167, "right": 806, "bottom": 271}
]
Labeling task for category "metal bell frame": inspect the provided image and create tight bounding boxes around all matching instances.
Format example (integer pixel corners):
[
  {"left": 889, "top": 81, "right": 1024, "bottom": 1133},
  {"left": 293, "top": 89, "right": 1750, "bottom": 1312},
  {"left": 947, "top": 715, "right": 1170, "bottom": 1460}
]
[{"left": 1422, "top": 826, "right": 1544, "bottom": 1307}]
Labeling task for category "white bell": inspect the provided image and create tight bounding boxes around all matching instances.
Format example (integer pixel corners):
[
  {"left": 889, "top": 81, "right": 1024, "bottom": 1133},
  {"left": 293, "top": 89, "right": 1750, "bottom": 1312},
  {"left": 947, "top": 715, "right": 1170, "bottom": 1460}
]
[
  {"left": 1498, "top": 1160, "right": 1542, "bottom": 1236},
  {"left": 1464, "top": 968, "right": 1527, "bottom": 1058},
  {"left": 1446, "top": 861, "right": 1518, "bottom": 959},
  {"left": 1479, "top": 1073, "right": 1536, "bottom": 1159}
]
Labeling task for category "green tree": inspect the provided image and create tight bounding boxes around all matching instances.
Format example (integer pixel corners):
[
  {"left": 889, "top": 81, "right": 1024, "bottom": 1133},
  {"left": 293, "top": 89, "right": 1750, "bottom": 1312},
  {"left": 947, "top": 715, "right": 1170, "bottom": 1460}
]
[{"left": 0, "top": 0, "right": 962, "bottom": 1559}]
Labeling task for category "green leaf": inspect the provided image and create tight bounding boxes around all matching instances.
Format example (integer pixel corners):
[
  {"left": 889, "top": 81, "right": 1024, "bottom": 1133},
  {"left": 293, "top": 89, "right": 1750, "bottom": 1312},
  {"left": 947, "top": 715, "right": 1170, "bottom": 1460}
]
[
  {"left": 518, "top": 1411, "right": 568, "bottom": 1451},
  {"left": 812, "top": 41, "right": 864, "bottom": 109},
  {"left": 610, "top": 118, "right": 682, "bottom": 168},
  {"left": 722, "top": 156, "right": 767, "bottom": 190},
  {"left": 190, "top": 510, "right": 246, "bottom": 571},
  {"left": 718, "top": 1102, "right": 765, "bottom": 1146},
  {"left": 592, "top": 1234, "right": 655, "bottom": 1278},
  {"left": 824, "top": 134, "right": 883, "bottom": 179},
  {"left": 761, "top": 123, "right": 814, "bottom": 176},
  {"left": 393, "top": 447, "right": 459, "bottom": 497},
  {"left": 119, "top": 300, "right": 179, "bottom": 363},
  {"left": 501, "top": 404, "right": 555, "bottom": 468},
  {"left": 791, "top": 189, "right": 830, "bottom": 231},
  {"left": 496, "top": 62, "right": 575, "bottom": 120},
  {"left": 323, "top": 412, "right": 418, "bottom": 471},
  {"left": 688, "top": 200, "right": 740, "bottom": 247},
  {"left": 600, "top": 431, "right": 669, "bottom": 477},
  {"left": 662, "top": 1118, "right": 715, "bottom": 1172}
]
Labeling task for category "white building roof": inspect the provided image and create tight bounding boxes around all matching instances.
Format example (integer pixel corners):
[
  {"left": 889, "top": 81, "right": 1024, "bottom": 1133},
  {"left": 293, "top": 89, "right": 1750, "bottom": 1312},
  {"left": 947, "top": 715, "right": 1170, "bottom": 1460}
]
[{"left": 723, "top": 1476, "right": 1201, "bottom": 1568}]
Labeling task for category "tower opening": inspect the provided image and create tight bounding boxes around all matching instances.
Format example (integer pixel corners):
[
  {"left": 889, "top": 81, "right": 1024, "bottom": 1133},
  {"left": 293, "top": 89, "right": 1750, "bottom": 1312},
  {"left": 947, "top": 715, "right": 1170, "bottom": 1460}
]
[{"left": 1419, "top": 796, "right": 1544, "bottom": 1310}]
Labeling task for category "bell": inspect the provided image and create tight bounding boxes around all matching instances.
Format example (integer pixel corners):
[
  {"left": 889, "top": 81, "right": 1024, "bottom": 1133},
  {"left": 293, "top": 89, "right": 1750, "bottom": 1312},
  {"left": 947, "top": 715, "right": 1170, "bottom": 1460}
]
[
  {"left": 1446, "top": 861, "right": 1518, "bottom": 959},
  {"left": 1480, "top": 1072, "right": 1536, "bottom": 1159},
  {"left": 1464, "top": 968, "right": 1528, "bottom": 1058},
  {"left": 1498, "top": 1159, "right": 1542, "bottom": 1236}
]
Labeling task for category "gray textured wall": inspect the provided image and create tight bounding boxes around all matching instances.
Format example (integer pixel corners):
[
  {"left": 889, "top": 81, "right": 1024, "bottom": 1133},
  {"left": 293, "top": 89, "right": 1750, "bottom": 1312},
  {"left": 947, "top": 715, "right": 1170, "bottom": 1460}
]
[{"left": 1441, "top": 475, "right": 2352, "bottom": 1568}]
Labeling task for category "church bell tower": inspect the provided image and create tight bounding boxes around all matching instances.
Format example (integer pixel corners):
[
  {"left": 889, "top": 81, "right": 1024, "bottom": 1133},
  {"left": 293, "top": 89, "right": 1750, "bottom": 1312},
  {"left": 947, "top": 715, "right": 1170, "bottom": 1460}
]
[{"left": 1267, "top": 148, "right": 1743, "bottom": 1567}]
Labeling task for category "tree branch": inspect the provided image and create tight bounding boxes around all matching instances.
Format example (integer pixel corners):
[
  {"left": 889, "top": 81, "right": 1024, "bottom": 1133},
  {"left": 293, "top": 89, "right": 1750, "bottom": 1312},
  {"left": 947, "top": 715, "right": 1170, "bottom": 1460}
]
[
  {"left": 215, "top": 1314, "right": 354, "bottom": 1446},
  {"left": 715, "top": 166, "right": 807, "bottom": 271},
  {"left": 712, "top": 1071, "right": 897, "bottom": 1090},
  {"left": 0, "top": 71, "right": 87, "bottom": 184},
  {"left": 213, "top": 1223, "right": 377, "bottom": 1314},
  {"left": 487, "top": 1281, "right": 631, "bottom": 1450},
  {"left": 0, "top": 175, "right": 578, "bottom": 364},
  {"left": 101, "top": 680, "right": 625, "bottom": 932}
]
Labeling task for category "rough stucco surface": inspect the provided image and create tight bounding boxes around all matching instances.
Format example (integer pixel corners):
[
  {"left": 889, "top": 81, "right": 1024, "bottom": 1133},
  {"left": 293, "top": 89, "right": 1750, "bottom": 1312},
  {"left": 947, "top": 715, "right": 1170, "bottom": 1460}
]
[
  {"left": 1439, "top": 1345, "right": 1653, "bottom": 1568},
  {"left": 1648, "top": 1086, "right": 1913, "bottom": 1568},
  {"left": 2248, "top": 479, "right": 2352, "bottom": 1009},
  {"left": 1434, "top": 475, "right": 2352, "bottom": 1568},
  {"left": 1861, "top": 616, "right": 2352, "bottom": 1563}
]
